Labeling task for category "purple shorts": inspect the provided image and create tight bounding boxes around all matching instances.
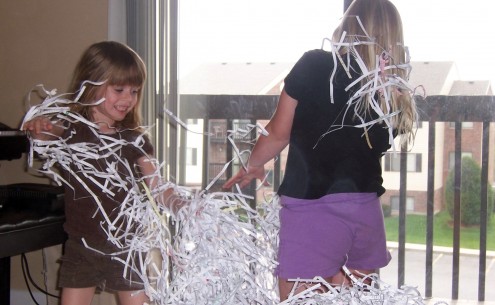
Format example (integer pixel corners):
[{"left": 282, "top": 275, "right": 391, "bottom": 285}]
[{"left": 276, "top": 193, "right": 391, "bottom": 279}]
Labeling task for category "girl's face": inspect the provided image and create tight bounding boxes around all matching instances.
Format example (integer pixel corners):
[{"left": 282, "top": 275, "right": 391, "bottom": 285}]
[{"left": 92, "top": 84, "right": 140, "bottom": 130}]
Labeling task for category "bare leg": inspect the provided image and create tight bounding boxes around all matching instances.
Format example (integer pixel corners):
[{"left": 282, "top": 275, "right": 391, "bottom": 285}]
[
  {"left": 278, "top": 268, "right": 375, "bottom": 301},
  {"left": 61, "top": 287, "right": 96, "bottom": 305},
  {"left": 117, "top": 290, "right": 149, "bottom": 305},
  {"left": 278, "top": 277, "right": 294, "bottom": 301},
  {"left": 329, "top": 268, "right": 375, "bottom": 286},
  {"left": 278, "top": 277, "right": 334, "bottom": 301}
]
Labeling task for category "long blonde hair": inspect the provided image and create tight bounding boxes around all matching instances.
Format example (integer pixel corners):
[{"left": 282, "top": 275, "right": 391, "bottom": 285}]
[
  {"left": 333, "top": 0, "right": 417, "bottom": 145},
  {"left": 67, "top": 41, "right": 147, "bottom": 130}
]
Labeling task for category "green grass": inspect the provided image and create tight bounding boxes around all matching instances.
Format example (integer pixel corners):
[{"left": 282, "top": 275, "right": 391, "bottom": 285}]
[{"left": 384, "top": 210, "right": 495, "bottom": 251}]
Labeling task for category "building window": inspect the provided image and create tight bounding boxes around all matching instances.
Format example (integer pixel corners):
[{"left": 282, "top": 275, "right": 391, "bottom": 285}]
[
  {"left": 448, "top": 152, "right": 473, "bottom": 170},
  {"left": 448, "top": 121, "right": 473, "bottom": 129},
  {"left": 384, "top": 152, "right": 422, "bottom": 172},
  {"left": 186, "top": 147, "right": 198, "bottom": 166},
  {"left": 390, "top": 196, "right": 415, "bottom": 212}
]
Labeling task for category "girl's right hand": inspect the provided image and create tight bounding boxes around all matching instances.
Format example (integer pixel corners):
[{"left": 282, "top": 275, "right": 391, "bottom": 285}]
[
  {"left": 22, "top": 116, "right": 54, "bottom": 137},
  {"left": 222, "top": 164, "right": 269, "bottom": 190}
]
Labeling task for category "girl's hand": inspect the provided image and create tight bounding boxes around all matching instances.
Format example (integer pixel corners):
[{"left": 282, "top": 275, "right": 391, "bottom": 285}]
[
  {"left": 222, "top": 164, "right": 269, "bottom": 189},
  {"left": 22, "top": 116, "right": 54, "bottom": 136}
]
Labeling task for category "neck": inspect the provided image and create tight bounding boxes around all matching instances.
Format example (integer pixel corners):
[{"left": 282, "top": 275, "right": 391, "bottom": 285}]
[{"left": 97, "top": 122, "right": 117, "bottom": 134}]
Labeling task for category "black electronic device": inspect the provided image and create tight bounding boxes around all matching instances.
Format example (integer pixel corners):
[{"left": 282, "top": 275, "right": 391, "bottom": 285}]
[
  {"left": 0, "top": 183, "right": 64, "bottom": 214},
  {"left": 0, "top": 122, "right": 29, "bottom": 161},
  {"left": 0, "top": 122, "right": 64, "bottom": 215}
]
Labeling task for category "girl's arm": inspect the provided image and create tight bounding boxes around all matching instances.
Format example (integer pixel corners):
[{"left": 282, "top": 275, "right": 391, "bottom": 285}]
[
  {"left": 22, "top": 116, "right": 65, "bottom": 140},
  {"left": 223, "top": 89, "right": 298, "bottom": 189},
  {"left": 137, "top": 156, "right": 187, "bottom": 214}
]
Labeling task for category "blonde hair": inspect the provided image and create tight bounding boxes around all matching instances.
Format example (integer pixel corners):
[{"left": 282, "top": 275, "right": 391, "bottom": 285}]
[
  {"left": 333, "top": 0, "right": 417, "bottom": 145},
  {"left": 67, "top": 41, "right": 147, "bottom": 130}
]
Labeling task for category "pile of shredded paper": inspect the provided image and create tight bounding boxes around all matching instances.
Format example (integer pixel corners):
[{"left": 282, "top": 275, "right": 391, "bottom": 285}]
[{"left": 21, "top": 87, "right": 444, "bottom": 305}]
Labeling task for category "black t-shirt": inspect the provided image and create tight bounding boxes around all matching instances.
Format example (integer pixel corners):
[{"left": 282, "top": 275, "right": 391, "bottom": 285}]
[{"left": 277, "top": 49, "right": 392, "bottom": 199}]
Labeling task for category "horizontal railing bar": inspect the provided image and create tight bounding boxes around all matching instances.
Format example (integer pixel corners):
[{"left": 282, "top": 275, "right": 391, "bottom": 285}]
[{"left": 179, "top": 95, "right": 495, "bottom": 122}]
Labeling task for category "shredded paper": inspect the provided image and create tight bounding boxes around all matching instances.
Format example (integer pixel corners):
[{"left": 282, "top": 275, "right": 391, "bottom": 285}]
[{"left": 21, "top": 25, "right": 443, "bottom": 304}]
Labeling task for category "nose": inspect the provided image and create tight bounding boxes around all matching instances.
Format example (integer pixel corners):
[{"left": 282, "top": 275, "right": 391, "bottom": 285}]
[{"left": 121, "top": 88, "right": 135, "bottom": 103}]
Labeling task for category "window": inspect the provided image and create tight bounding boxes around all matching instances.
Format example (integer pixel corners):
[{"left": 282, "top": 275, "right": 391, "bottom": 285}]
[
  {"left": 384, "top": 152, "right": 422, "bottom": 172},
  {"left": 186, "top": 147, "right": 197, "bottom": 166},
  {"left": 448, "top": 121, "right": 473, "bottom": 129},
  {"left": 146, "top": 0, "right": 495, "bottom": 301},
  {"left": 390, "top": 196, "right": 415, "bottom": 212},
  {"left": 448, "top": 151, "right": 473, "bottom": 170}
]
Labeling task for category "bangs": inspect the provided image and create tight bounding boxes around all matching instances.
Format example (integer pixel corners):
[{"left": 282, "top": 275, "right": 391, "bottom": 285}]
[{"left": 108, "top": 63, "right": 145, "bottom": 87}]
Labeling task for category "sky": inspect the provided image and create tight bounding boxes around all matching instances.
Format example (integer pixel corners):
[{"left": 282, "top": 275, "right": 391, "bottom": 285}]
[
  {"left": 179, "top": 0, "right": 495, "bottom": 86},
  {"left": 394, "top": 0, "right": 495, "bottom": 84}
]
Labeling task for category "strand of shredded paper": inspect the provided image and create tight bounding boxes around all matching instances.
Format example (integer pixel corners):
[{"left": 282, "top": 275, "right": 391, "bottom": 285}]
[
  {"left": 23, "top": 25, "right": 437, "bottom": 303},
  {"left": 22, "top": 85, "right": 187, "bottom": 299},
  {"left": 318, "top": 16, "right": 425, "bottom": 152},
  {"left": 208, "top": 123, "right": 447, "bottom": 305},
  {"left": 23, "top": 85, "right": 445, "bottom": 305},
  {"left": 278, "top": 266, "right": 449, "bottom": 305},
  {"left": 22, "top": 85, "right": 280, "bottom": 304},
  {"left": 163, "top": 191, "right": 279, "bottom": 305}
]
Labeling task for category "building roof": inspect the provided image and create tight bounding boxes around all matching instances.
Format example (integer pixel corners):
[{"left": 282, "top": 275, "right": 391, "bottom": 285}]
[
  {"left": 408, "top": 61, "right": 457, "bottom": 95},
  {"left": 180, "top": 62, "right": 293, "bottom": 95},
  {"left": 180, "top": 60, "right": 492, "bottom": 96},
  {"left": 449, "top": 80, "right": 493, "bottom": 95}
]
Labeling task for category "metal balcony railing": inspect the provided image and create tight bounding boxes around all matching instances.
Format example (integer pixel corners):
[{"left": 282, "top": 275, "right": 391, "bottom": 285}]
[{"left": 179, "top": 94, "right": 495, "bottom": 302}]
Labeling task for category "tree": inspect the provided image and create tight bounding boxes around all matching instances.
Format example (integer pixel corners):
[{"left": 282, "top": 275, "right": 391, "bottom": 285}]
[{"left": 445, "top": 156, "right": 494, "bottom": 226}]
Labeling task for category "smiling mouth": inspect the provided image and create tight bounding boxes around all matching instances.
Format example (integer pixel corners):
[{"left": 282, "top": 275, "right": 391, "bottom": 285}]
[{"left": 115, "top": 106, "right": 129, "bottom": 112}]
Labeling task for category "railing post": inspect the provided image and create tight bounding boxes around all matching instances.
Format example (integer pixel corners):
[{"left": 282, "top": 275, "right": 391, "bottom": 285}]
[
  {"left": 202, "top": 118, "right": 210, "bottom": 191},
  {"left": 478, "top": 121, "right": 490, "bottom": 301},
  {"left": 452, "top": 122, "right": 462, "bottom": 300},
  {"left": 398, "top": 143, "right": 408, "bottom": 287},
  {"left": 425, "top": 120, "right": 436, "bottom": 297}
]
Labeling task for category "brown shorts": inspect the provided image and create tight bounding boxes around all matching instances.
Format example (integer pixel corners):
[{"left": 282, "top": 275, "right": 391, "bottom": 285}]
[{"left": 58, "top": 238, "right": 145, "bottom": 292}]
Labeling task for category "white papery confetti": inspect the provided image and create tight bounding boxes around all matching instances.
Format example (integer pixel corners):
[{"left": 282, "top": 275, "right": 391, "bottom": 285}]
[
  {"left": 22, "top": 85, "right": 185, "bottom": 296},
  {"left": 317, "top": 16, "right": 424, "bottom": 151},
  {"left": 163, "top": 191, "right": 280, "bottom": 305},
  {"left": 22, "top": 85, "right": 281, "bottom": 305},
  {"left": 277, "top": 266, "right": 449, "bottom": 305},
  {"left": 23, "top": 25, "right": 434, "bottom": 302}
]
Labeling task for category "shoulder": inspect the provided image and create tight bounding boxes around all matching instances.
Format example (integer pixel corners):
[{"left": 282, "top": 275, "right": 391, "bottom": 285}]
[
  {"left": 303, "top": 49, "right": 333, "bottom": 60},
  {"left": 120, "top": 129, "right": 154, "bottom": 155},
  {"left": 294, "top": 49, "right": 333, "bottom": 71},
  {"left": 284, "top": 49, "right": 334, "bottom": 100}
]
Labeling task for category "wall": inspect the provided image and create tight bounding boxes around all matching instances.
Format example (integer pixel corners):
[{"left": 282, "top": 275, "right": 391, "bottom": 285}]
[
  {"left": 0, "top": 0, "right": 109, "bottom": 185},
  {"left": 0, "top": 1, "right": 113, "bottom": 304}
]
